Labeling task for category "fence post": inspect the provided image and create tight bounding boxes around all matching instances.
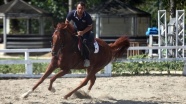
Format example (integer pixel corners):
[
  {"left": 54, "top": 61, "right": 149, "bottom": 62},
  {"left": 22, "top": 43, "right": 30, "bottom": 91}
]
[
  {"left": 25, "top": 51, "right": 33, "bottom": 76},
  {"left": 104, "top": 63, "right": 112, "bottom": 76},
  {"left": 183, "top": 60, "right": 186, "bottom": 76}
]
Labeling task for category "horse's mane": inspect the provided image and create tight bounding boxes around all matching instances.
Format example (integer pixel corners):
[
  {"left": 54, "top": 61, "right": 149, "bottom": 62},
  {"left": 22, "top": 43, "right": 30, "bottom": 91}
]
[
  {"left": 56, "top": 22, "right": 75, "bottom": 35},
  {"left": 66, "top": 23, "right": 75, "bottom": 33}
]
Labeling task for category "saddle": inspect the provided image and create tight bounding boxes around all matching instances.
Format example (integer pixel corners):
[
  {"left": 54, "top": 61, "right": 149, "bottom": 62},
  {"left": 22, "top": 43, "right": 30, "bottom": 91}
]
[{"left": 78, "top": 36, "right": 99, "bottom": 56}]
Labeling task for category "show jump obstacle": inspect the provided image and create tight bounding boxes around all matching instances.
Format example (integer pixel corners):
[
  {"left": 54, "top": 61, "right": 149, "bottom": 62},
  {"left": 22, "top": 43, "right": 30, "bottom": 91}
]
[{"left": 149, "top": 10, "right": 185, "bottom": 59}]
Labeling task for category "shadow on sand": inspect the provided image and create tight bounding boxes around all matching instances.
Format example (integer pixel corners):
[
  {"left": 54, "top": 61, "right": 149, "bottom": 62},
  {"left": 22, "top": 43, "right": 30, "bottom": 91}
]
[
  {"left": 59, "top": 99, "right": 179, "bottom": 104},
  {"left": 58, "top": 90, "right": 180, "bottom": 104}
]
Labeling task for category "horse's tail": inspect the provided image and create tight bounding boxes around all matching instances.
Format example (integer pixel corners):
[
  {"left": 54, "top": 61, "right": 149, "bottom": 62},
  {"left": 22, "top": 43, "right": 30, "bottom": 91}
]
[{"left": 109, "top": 36, "right": 130, "bottom": 58}]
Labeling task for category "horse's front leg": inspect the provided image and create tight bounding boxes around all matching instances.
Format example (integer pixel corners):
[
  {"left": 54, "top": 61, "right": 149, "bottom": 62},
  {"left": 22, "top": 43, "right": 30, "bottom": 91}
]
[
  {"left": 21, "top": 63, "right": 57, "bottom": 98},
  {"left": 48, "top": 69, "right": 69, "bottom": 92}
]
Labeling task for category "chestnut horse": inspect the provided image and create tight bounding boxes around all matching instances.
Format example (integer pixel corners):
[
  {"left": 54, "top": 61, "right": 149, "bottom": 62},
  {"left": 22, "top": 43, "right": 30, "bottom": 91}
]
[{"left": 21, "top": 23, "right": 130, "bottom": 99}]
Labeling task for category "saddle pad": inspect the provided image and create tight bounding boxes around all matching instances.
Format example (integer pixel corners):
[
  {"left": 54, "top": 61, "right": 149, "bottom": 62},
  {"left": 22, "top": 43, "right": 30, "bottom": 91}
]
[
  {"left": 78, "top": 40, "right": 99, "bottom": 53},
  {"left": 94, "top": 40, "right": 99, "bottom": 53}
]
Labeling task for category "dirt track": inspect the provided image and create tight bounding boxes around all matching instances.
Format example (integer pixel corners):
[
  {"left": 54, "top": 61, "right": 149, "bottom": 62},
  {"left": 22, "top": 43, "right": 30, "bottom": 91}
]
[{"left": 0, "top": 76, "right": 186, "bottom": 104}]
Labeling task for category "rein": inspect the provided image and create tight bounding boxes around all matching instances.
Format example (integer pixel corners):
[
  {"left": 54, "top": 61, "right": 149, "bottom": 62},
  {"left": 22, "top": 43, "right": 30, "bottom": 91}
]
[{"left": 51, "top": 23, "right": 77, "bottom": 57}]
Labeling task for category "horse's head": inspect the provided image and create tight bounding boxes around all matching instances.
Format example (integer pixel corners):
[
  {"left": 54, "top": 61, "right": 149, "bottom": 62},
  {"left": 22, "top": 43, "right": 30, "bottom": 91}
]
[{"left": 51, "top": 22, "right": 75, "bottom": 56}]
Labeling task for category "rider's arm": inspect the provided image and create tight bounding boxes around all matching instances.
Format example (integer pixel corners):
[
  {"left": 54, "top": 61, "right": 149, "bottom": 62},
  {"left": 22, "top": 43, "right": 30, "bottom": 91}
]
[
  {"left": 77, "top": 13, "right": 93, "bottom": 36},
  {"left": 65, "top": 10, "right": 73, "bottom": 24},
  {"left": 84, "top": 25, "right": 92, "bottom": 33},
  {"left": 65, "top": 19, "right": 70, "bottom": 24},
  {"left": 77, "top": 25, "right": 92, "bottom": 36}
]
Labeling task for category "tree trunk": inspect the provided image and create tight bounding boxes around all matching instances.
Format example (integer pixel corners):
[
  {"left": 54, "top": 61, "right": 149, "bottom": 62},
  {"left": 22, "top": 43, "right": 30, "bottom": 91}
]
[{"left": 68, "top": 0, "right": 73, "bottom": 12}]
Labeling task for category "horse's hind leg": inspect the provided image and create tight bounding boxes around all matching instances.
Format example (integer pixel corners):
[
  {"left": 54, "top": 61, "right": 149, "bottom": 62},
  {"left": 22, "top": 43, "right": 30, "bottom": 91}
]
[
  {"left": 86, "top": 69, "right": 96, "bottom": 93},
  {"left": 64, "top": 68, "right": 96, "bottom": 99},
  {"left": 48, "top": 69, "right": 69, "bottom": 92},
  {"left": 87, "top": 75, "right": 96, "bottom": 93}
]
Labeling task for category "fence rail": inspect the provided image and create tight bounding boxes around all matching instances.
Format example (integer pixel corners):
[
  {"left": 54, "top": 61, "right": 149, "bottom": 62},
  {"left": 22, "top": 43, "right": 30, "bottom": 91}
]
[
  {"left": 0, "top": 46, "right": 186, "bottom": 78},
  {"left": 0, "top": 48, "right": 112, "bottom": 78}
]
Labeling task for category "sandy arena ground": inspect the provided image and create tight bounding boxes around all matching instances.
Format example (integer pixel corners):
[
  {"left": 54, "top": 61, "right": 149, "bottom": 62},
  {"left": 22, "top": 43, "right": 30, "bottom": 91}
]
[{"left": 0, "top": 76, "right": 186, "bottom": 104}]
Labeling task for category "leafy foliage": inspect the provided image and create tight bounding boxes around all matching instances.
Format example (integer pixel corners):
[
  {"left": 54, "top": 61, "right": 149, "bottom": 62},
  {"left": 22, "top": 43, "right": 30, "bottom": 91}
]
[
  {"left": 0, "top": 64, "right": 25, "bottom": 74},
  {"left": 0, "top": 57, "right": 184, "bottom": 75},
  {"left": 1, "top": 0, "right": 185, "bottom": 30},
  {"left": 30, "top": 0, "right": 68, "bottom": 23},
  {"left": 112, "top": 54, "right": 184, "bottom": 75}
]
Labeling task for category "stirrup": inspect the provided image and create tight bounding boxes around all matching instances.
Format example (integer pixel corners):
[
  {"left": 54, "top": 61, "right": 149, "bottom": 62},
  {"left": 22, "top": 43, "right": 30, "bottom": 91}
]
[{"left": 84, "top": 59, "right": 90, "bottom": 67}]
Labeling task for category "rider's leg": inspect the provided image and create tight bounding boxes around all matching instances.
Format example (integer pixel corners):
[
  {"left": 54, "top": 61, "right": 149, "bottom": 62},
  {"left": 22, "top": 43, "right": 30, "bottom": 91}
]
[
  {"left": 82, "top": 39, "right": 90, "bottom": 67},
  {"left": 82, "top": 31, "right": 95, "bottom": 67}
]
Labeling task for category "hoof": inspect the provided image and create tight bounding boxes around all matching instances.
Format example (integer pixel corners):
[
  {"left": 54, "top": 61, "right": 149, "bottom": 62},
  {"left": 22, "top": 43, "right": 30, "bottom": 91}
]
[
  {"left": 87, "top": 90, "right": 90, "bottom": 94},
  {"left": 49, "top": 87, "right": 56, "bottom": 93},
  {"left": 21, "top": 90, "right": 33, "bottom": 98},
  {"left": 63, "top": 94, "right": 71, "bottom": 99},
  {"left": 63, "top": 96, "right": 68, "bottom": 99},
  {"left": 21, "top": 93, "right": 28, "bottom": 98}
]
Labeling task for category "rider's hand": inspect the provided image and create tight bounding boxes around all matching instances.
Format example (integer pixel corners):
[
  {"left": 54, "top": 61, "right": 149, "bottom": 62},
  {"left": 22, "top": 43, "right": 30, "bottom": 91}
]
[{"left": 77, "top": 31, "right": 84, "bottom": 36}]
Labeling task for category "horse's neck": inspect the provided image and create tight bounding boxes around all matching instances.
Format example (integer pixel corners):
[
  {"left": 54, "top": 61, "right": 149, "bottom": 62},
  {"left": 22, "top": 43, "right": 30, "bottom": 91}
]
[
  {"left": 72, "top": 36, "right": 79, "bottom": 46},
  {"left": 64, "top": 35, "right": 78, "bottom": 49}
]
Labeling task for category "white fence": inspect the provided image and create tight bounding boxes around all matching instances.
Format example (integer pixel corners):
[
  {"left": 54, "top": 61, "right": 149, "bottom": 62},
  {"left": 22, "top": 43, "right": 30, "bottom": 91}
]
[
  {"left": 0, "top": 48, "right": 112, "bottom": 78},
  {"left": 0, "top": 46, "right": 186, "bottom": 78}
]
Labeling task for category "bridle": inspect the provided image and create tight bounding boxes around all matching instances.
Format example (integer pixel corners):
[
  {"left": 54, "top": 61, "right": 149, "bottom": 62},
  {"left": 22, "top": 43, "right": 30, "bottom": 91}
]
[
  {"left": 51, "top": 23, "right": 76, "bottom": 56},
  {"left": 51, "top": 29, "right": 68, "bottom": 56}
]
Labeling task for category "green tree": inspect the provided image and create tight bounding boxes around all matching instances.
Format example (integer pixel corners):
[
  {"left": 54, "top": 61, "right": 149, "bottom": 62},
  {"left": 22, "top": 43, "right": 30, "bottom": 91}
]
[
  {"left": 30, "top": 0, "right": 68, "bottom": 23},
  {"left": 1, "top": 0, "right": 185, "bottom": 29}
]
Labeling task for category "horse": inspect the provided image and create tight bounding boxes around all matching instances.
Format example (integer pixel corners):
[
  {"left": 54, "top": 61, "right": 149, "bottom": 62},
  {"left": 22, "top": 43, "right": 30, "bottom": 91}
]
[{"left": 21, "top": 22, "right": 130, "bottom": 99}]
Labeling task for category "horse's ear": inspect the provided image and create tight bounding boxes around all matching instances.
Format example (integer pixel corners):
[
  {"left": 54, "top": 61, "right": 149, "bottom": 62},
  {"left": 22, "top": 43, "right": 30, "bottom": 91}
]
[{"left": 52, "top": 21, "right": 57, "bottom": 29}]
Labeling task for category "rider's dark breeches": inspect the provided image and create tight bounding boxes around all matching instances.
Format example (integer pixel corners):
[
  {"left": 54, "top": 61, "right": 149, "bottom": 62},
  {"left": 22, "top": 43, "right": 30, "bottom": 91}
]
[
  {"left": 82, "top": 39, "right": 90, "bottom": 60},
  {"left": 81, "top": 31, "right": 94, "bottom": 60}
]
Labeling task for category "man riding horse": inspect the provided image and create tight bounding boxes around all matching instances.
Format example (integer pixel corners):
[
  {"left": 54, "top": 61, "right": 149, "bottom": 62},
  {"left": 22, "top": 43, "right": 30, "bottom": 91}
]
[
  {"left": 65, "top": 1, "right": 93, "bottom": 67},
  {"left": 21, "top": 1, "right": 130, "bottom": 100}
]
